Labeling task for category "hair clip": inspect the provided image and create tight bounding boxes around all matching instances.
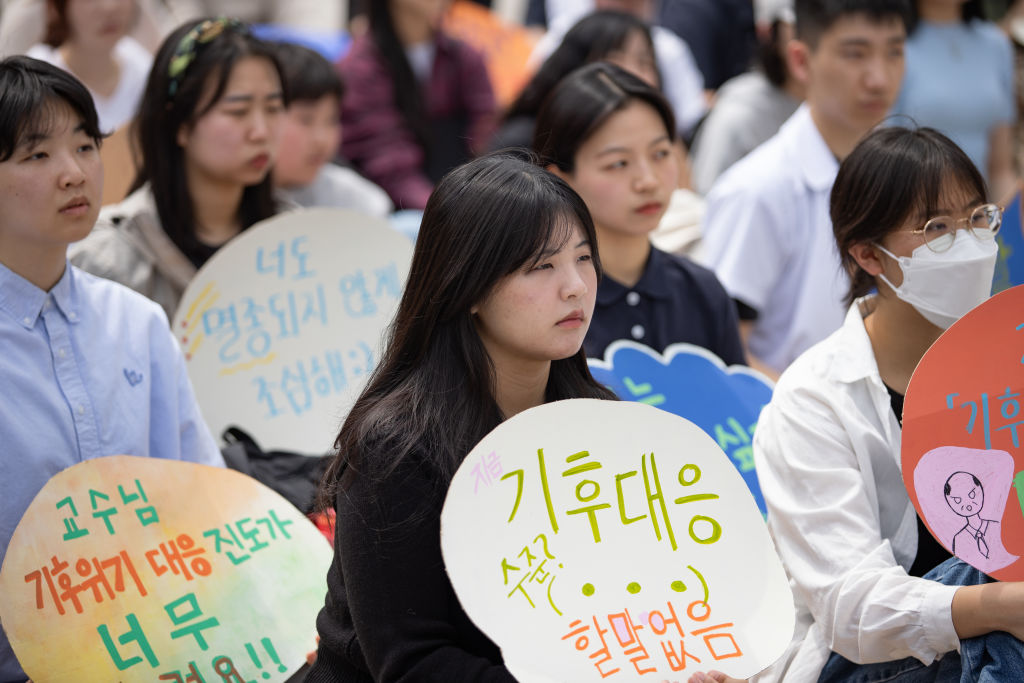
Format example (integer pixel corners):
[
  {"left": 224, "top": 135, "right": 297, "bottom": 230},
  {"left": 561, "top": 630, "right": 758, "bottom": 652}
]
[{"left": 167, "top": 17, "right": 247, "bottom": 97}]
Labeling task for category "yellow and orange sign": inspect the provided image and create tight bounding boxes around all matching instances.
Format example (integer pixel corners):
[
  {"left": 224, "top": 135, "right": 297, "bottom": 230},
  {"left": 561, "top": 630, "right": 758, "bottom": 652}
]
[{"left": 0, "top": 456, "right": 332, "bottom": 682}]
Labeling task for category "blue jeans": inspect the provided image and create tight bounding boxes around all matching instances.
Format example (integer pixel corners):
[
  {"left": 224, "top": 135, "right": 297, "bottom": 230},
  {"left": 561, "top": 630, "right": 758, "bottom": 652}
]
[{"left": 817, "top": 558, "right": 1024, "bottom": 683}]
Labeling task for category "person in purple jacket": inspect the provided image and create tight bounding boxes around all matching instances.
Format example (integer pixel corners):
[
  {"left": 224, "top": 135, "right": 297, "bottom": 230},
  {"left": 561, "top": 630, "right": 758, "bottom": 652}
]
[{"left": 337, "top": 0, "right": 496, "bottom": 210}]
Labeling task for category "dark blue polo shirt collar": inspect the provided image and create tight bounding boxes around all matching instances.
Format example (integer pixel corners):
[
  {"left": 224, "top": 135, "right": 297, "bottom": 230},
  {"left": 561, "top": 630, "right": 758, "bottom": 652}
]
[{"left": 597, "top": 245, "right": 672, "bottom": 306}]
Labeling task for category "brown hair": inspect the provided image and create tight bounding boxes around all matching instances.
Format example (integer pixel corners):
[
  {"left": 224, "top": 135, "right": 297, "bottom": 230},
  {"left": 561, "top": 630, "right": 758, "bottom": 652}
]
[{"left": 43, "top": 0, "right": 71, "bottom": 46}]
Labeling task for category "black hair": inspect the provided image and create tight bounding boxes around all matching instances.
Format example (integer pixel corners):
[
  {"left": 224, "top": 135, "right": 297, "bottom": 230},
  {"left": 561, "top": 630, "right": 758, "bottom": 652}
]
[
  {"left": 831, "top": 126, "right": 987, "bottom": 305},
  {"left": 272, "top": 41, "right": 345, "bottom": 103},
  {"left": 758, "top": 18, "right": 792, "bottom": 88},
  {"left": 368, "top": 2, "right": 431, "bottom": 156},
  {"left": 795, "top": 0, "right": 913, "bottom": 47},
  {"left": 944, "top": 472, "right": 984, "bottom": 496},
  {"left": 0, "top": 55, "right": 103, "bottom": 161},
  {"left": 504, "top": 10, "right": 659, "bottom": 122},
  {"left": 532, "top": 61, "right": 675, "bottom": 174},
  {"left": 130, "top": 18, "right": 287, "bottom": 259},
  {"left": 319, "top": 151, "right": 616, "bottom": 505},
  {"left": 908, "top": 0, "right": 984, "bottom": 32}
]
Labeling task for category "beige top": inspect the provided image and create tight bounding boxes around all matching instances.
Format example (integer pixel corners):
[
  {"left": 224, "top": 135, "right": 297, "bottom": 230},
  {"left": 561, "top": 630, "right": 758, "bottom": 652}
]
[{"left": 69, "top": 186, "right": 197, "bottom": 322}]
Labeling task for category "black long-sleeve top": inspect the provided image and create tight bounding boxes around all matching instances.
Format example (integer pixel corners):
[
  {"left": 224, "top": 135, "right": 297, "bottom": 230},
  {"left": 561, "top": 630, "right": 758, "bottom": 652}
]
[{"left": 305, "top": 453, "right": 519, "bottom": 682}]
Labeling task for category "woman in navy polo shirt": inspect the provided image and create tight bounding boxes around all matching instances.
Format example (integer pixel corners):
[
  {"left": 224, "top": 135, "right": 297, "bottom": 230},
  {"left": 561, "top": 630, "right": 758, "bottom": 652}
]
[{"left": 533, "top": 62, "right": 745, "bottom": 365}]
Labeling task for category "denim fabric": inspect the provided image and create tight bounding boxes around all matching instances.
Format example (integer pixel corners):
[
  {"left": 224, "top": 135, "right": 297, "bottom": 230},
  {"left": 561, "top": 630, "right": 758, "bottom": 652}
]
[{"left": 818, "top": 558, "right": 1024, "bottom": 683}]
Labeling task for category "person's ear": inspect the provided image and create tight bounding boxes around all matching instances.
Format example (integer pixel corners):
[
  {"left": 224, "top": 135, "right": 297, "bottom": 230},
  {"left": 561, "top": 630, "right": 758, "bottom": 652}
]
[
  {"left": 546, "top": 163, "right": 570, "bottom": 183},
  {"left": 176, "top": 122, "right": 190, "bottom": 148},
  {"left": 848, "top": 242, "right": 885, "bottom": 277},
  {"left": 787, "top": 38, "right": 813, "bottom": 88}
]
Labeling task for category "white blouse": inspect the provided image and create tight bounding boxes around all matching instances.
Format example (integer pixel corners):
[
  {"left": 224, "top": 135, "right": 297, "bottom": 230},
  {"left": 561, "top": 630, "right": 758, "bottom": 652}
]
[{"left": 752, "top": 299, "right": 961, "bottom": 682}]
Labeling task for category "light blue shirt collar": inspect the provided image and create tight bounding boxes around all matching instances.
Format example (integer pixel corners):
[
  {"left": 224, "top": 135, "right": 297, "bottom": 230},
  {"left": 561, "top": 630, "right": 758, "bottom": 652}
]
[{"left": 0, "top": 260, "right": 80, "bottom": 329}]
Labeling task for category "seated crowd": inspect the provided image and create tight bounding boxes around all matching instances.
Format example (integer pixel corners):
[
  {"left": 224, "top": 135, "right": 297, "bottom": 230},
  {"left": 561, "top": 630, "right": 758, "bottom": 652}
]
[{"left": 1, "top": 0, "right": 1023, "bottom": 681}]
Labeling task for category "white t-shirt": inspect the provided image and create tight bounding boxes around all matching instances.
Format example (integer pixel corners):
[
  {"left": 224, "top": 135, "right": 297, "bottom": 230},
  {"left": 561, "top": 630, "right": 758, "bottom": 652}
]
[
  {"left": 27, "top": 36, "right": 152, "bottom": 133},
  {"left": 279, "top": 163, "right": 393, "bottom": 219},
  {"left": 752, "top": 300, "right": 960, "bottom": 682},
  {"left": 699, "top": 104, "right": 848, "bottom": 374}
]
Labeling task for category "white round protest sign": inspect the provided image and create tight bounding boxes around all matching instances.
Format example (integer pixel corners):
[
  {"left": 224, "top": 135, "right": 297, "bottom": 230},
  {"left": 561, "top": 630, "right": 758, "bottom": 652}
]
[
  {"left": 172, "top": 208, "right": 413, "bottom": 454},
  {"left": 441, "top": 399, "right": 794, "bottom": 681}
]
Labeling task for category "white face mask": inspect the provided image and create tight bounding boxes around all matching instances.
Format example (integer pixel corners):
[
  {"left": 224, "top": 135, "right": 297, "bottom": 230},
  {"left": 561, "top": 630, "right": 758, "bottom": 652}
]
[{"left": 874, "top": 231, "right": 998, "bottom": 329}]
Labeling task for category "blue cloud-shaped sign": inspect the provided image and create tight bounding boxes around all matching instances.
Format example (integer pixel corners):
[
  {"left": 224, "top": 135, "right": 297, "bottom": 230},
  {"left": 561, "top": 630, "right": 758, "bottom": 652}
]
[
  {"left": 993, "top": 191, "right": 1024, "bottom": 294},
  {"left": 588, "top": 340, "right": 773, "bottom": 515}
]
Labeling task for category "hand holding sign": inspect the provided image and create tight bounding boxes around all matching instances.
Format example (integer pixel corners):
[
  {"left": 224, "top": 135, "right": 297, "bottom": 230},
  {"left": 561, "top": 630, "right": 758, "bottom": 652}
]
[
  {"left": 903, "top": 285, "right": 1024, "bottom": 579},
  {"left": 440, "top": 399, "right": 793, "bottom": 681},
  {"left": 172, "top": 208, "right": 413, "bottom": 454},
  {"left": 0, "top": 456, "right": 332, "bottom": 682}
]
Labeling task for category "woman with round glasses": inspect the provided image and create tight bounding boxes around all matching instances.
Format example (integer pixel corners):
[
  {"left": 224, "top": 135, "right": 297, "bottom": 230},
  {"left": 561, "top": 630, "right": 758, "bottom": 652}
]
[{"left": 751, "top": 126, "right": 1024, "bottom": 682}]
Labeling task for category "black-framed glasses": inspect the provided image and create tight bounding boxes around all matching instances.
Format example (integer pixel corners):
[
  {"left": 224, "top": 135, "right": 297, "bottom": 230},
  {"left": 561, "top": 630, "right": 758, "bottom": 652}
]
[{"left": 908, "top": 203, "right": 1003, "bottom": 253}]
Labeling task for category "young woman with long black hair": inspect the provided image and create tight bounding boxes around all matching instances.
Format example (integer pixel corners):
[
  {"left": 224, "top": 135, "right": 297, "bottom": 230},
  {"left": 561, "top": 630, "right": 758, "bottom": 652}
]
[
  {"left": 69, "top": 17, "right": 287, "bottom": 319},
  {"left": 305, "top": 152, "right": 615, "bottom": 681}
]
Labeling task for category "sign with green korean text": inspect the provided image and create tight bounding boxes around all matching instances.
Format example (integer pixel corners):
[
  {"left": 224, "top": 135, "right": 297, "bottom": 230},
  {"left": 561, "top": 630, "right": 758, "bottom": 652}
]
[
  {"left": 441, "top": 399, "right": 793, "bottom": 681},
  {"left": 0, "top": 456, "right": 332, "bottom": 682}
]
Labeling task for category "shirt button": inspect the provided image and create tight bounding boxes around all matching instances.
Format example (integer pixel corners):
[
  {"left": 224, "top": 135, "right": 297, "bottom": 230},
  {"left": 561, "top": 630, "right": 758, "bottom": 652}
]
[
  {"left": 57, "top": 348, "right": 66, "bottom": 358},
  {"left": 626, "top": 292, "right": 641, "bottom": 306},
  {"left": 630, "top": 324, "right": 645, "bottom": 339},
  {"left": 68, "top": 312, "right": 77, "bottom": 321},
  {"left": 76, "top": 404, "right": 85, "bottom": 416},
  {"left": 22, "top": 317, "right": 31, "bottom": 326}
]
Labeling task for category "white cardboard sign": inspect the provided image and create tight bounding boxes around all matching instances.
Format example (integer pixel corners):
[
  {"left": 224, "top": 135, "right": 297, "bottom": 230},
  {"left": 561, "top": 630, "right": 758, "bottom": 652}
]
[
  {"left": 441, "top": 399, "right": 794, "bottom": 681},
  {"left": 172, "top": 208, "right": 413, "bottom": 454}
]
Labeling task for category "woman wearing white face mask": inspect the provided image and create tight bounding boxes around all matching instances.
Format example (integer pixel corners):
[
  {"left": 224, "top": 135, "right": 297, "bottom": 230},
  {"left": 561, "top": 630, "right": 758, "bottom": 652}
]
[{"left": 751, "top": 126, "right": 1024, "bottom": 683}]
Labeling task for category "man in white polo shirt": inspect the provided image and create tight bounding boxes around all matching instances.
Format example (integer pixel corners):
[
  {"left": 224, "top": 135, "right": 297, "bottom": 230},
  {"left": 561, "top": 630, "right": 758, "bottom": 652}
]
[{"left": 700, "top": 0, "right": 911, "bottom": 378}]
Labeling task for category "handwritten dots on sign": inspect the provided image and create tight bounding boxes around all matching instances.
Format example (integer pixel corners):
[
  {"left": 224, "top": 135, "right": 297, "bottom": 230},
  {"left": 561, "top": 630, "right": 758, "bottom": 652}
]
[{"left": 581, "top": 579, "right": 691, "bottom": 596}]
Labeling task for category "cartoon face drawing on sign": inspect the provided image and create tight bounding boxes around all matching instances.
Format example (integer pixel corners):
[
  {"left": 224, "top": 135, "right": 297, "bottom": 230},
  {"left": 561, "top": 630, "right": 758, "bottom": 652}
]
[
  {"left": 912, "top": 446, "right": 1019, "bottom": 575},
  {"left": 944, "top": 471, "right": 997, "bottom": 560}
]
